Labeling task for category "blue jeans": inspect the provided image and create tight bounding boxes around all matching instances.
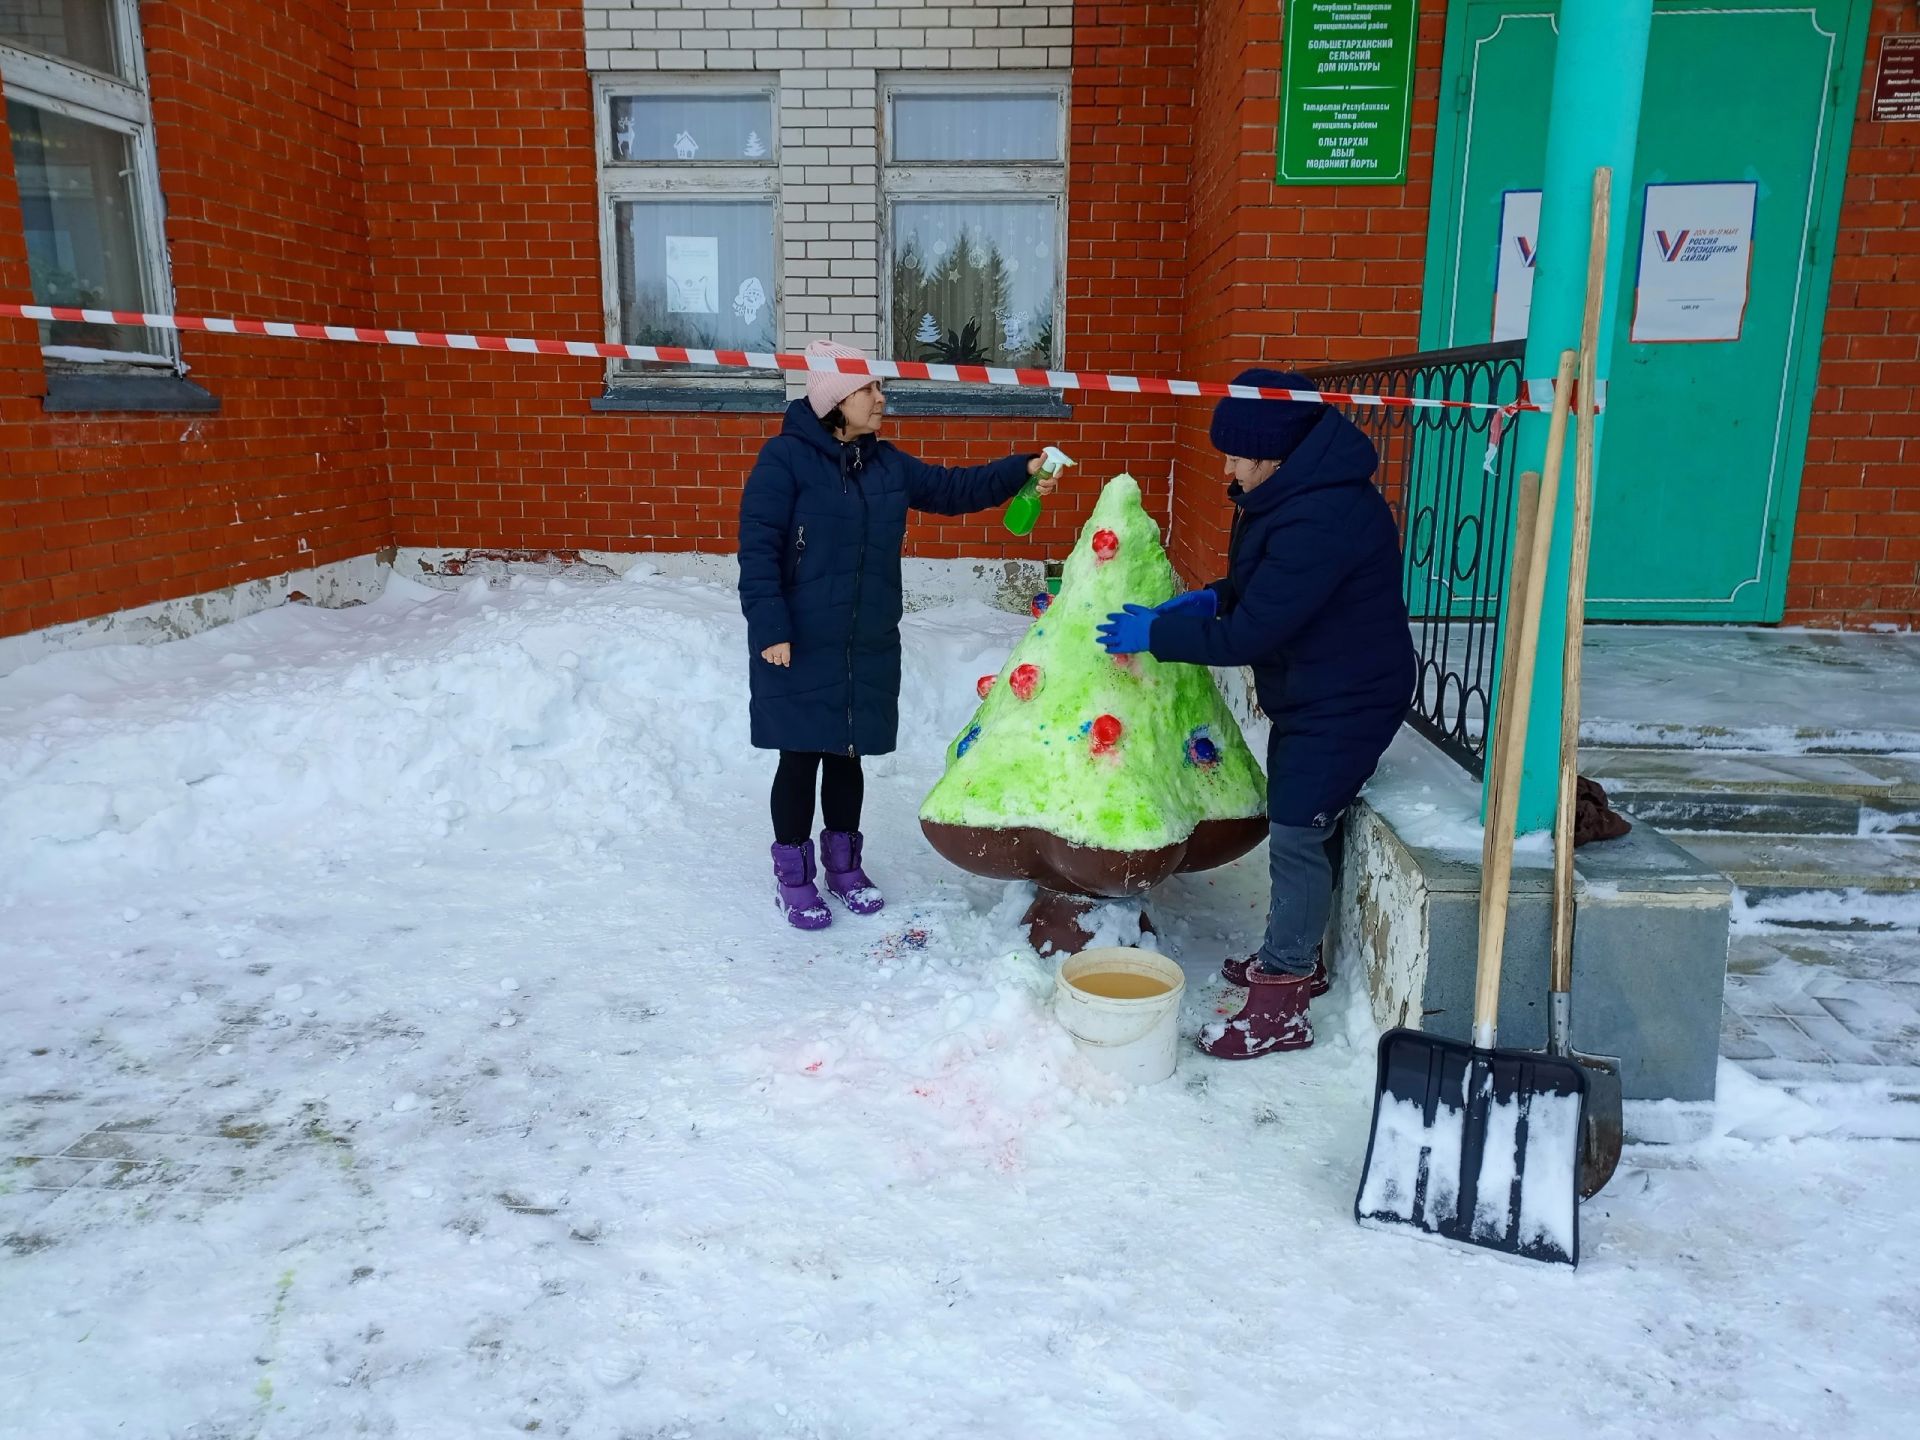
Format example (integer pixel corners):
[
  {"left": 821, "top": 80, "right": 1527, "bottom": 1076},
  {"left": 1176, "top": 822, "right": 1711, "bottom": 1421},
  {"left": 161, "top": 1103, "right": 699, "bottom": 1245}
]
[{"left": 1255, "top": 814, "right": 1346, "bottom": 977}]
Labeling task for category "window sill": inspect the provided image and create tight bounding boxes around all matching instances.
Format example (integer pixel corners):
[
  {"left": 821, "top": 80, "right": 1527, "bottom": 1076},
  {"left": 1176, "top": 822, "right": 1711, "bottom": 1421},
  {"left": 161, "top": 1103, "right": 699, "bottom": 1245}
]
[
  {"left": 592, "top": 382, "right": 788, "bottom": 415},
  {"left": 43, "top": 370, "right": 220, "bottom": 415},
  {"left": 882, "top": 385, "right": 1074, "bottom": 420}
]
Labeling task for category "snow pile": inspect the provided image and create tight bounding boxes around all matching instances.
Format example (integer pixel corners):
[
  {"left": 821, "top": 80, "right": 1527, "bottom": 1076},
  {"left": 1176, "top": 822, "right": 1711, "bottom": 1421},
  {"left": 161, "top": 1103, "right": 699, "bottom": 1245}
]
[
  {"left": 0, "top": 572, "right": 1016, "bottom": 872},
  {"left": 1352, "top": 725, "right": 1554, "bottom": 863}
]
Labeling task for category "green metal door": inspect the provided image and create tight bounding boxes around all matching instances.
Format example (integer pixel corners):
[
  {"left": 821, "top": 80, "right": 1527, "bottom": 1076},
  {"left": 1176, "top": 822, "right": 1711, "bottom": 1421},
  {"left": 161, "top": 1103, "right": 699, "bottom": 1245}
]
[{"left": 1422, "top": 0, "right": 1869, "bottom": 621}]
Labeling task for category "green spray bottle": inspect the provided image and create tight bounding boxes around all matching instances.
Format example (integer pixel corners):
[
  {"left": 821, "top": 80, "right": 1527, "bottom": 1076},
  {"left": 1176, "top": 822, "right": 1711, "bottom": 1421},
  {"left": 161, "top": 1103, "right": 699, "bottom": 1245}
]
[{"left": 1002, "top": 446, "right": 1075, "bottom": 536}]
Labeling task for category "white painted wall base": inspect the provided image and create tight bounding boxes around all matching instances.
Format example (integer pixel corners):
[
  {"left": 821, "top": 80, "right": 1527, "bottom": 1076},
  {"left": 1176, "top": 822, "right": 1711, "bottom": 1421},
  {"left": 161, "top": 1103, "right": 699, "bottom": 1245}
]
[
  {"left": 394, "top": 546, "right": 1047, "bottom": 615},
  {"left": 1, "top": 547, "right": 1048, "bottom": 678},
  {"left": 0, "top": 551, "right": 394, "bottom": 678}
]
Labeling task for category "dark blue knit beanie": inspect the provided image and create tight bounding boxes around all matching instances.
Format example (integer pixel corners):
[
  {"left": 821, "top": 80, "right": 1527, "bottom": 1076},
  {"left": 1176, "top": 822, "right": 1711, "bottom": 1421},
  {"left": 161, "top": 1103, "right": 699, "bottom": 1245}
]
[{"left": 1209, "top": 368, "right": 1325, "bottom": 461}]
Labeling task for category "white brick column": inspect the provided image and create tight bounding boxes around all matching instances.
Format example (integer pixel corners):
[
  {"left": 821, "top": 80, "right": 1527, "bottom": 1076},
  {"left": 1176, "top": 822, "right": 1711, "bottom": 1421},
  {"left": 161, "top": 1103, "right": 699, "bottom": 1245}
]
[{"left": 583, "top": 0, "right": 1074, "bottom": 366}]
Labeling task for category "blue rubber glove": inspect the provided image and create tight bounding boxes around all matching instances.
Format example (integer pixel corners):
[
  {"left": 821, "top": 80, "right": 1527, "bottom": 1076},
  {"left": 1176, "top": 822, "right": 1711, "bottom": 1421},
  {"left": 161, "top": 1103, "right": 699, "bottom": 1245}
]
[
  {"left": 1157, "top": 589, "right": 1220, "bottom": 620},
  {"left": 1097, "top": 603, "right": 1157, "bottom": 655}
]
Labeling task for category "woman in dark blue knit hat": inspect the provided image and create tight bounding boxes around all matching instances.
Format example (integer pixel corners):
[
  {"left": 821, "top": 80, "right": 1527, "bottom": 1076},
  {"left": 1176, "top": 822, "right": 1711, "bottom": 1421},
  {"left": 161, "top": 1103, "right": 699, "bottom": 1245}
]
[{"left": 1098, "top": 368, "right": 1417, "bottom": 1059}]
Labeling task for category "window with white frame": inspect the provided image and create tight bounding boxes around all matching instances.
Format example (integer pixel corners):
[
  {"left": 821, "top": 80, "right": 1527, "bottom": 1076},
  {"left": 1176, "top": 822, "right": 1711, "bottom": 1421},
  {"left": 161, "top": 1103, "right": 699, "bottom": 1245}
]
[
  {"left": 1, "top": 0, "right": 175, "bottom": 369},
  {"left": 883, "top": 78, "right": 1067, "bottom": 372},
  {"left": 595, "top": 77, "right": 779, "bottom": 388}
]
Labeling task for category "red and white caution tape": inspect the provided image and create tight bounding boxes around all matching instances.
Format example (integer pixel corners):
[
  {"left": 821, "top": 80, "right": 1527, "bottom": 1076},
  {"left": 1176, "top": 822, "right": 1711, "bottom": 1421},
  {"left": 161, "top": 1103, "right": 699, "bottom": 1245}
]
[{"left": 1, "top": 302, "right": 1591, "bottom": 421}]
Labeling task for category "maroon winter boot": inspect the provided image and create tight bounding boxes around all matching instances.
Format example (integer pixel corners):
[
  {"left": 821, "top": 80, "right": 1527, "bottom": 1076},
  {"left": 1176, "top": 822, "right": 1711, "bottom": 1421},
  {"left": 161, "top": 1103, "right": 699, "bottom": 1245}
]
[
  {"left": 1198, "top": 966, "right": 1315, "bottom": 1059},
  {"left": 1221, "top": 947, "right": 1329, "bottom": 997},
  {"left": 819, "top": 829, "right": 884, "bottom": 915},
  {"left": 771, "top": 841, "right": 832, "bottom": 931}
]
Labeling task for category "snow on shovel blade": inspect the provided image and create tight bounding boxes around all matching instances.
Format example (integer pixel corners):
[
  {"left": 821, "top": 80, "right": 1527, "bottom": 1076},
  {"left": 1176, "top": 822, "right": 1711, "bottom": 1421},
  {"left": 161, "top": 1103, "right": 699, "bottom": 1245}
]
[{"left": 1354, "top": 1028, "right": 1588, "bottom": 1267}]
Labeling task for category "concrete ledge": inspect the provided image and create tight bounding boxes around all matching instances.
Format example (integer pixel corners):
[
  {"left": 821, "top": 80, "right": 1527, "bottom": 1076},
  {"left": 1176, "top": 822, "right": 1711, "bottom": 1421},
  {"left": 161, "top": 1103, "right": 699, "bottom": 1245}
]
[{"left": 1332, "top": 733, "right": 1733, "bottom": 1122}]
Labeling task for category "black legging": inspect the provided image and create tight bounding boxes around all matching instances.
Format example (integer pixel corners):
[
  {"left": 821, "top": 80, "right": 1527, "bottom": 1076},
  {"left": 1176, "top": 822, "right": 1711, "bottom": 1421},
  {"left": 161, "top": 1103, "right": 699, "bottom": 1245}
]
[{"left": 771, "top": 751, "right": 864, "bottom": 846}]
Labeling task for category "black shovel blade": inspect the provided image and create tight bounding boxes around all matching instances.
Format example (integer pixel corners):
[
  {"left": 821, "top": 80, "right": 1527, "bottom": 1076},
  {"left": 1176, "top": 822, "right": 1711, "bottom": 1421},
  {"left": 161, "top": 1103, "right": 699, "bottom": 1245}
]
[
  {"left": 1571, "top": 1048, "right": 1624, "bottom": 1200},
  {"left": 1355, "top": 1028, "right": 1588, "bottom": 1266}
]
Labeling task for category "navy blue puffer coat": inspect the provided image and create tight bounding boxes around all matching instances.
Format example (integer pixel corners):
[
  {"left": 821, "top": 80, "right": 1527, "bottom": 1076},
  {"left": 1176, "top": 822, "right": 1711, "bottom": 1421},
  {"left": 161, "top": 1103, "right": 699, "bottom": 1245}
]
[
  {"left": 738, "top": 399, "right": 1032, "bottom": 756},
  {"left": 1148, "top": 407, "right": 1417, "bottom": 827}
]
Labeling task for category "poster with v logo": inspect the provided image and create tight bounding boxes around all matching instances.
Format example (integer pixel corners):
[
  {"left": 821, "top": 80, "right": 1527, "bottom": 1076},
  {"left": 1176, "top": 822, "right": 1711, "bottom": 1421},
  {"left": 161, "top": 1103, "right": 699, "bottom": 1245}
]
[{"left": 1631, "top": 181, "right": 1758, "bottom": 344}]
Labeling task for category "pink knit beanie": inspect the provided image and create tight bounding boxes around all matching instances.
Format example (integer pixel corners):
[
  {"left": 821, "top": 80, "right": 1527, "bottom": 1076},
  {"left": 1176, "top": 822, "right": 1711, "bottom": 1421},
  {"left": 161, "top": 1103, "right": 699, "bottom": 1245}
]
[{"left": 804, "top": 339, "right": 876, "bottom": 418}]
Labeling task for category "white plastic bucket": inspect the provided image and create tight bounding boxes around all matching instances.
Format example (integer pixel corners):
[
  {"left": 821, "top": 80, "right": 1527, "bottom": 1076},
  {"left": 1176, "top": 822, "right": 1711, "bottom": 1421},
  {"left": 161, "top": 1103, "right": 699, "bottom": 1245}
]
[{"left": 1054, "top": 946, "right": 1187, "bottom": 1086}]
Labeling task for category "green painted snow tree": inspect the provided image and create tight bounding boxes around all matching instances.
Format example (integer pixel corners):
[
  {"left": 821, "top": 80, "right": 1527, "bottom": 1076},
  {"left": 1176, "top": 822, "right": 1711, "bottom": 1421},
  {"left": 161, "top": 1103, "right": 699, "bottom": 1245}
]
[{"left": 920, "top": 474, "right": 1268, "bottom": 950}]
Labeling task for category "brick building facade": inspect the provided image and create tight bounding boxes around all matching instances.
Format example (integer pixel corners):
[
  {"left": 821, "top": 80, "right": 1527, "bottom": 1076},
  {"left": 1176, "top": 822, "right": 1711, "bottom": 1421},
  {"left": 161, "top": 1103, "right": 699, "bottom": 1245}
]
[{"left": 1, "top": 0, "right": 1916, "bottom": 650}]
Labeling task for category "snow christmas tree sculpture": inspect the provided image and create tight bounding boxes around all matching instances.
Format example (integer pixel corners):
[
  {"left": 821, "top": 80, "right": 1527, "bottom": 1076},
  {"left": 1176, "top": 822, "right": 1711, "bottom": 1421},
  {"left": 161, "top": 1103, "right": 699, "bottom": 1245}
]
[{"left": 920, "top": 474, "right": 1268, "bottom": 952}]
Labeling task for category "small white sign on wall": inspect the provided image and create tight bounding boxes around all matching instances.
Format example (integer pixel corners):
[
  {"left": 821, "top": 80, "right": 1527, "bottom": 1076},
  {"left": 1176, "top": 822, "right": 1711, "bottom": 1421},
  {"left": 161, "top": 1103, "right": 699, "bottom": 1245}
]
[
  {"left": 1631, "top": 181, "right": 1757, "bottom": 344},
  {"left": 1491, "top": 188, "right": 1540, "bottom": 343},
  {"left": 665, "top": 235, "right": 719, "bottom": 316}
]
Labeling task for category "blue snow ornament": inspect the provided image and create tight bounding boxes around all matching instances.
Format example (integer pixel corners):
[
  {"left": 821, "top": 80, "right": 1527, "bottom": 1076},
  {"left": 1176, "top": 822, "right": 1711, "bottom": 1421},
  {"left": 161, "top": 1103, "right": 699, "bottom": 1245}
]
[
  {"left": 1185, "top": 726, "right": 1221, "bottom": 770},
  {"left": 1030, "top": 591, "right": 1052, "bottom": 618},
  {"left": 955, "top": 723, "right": 982, "bottom": 758}
]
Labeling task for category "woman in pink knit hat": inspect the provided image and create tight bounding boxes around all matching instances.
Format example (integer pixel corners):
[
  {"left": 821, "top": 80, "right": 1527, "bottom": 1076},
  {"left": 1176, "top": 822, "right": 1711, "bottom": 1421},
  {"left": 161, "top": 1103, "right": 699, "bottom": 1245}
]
[{"left": 738, "top": 339, "right": 1062, "bottom": 930}]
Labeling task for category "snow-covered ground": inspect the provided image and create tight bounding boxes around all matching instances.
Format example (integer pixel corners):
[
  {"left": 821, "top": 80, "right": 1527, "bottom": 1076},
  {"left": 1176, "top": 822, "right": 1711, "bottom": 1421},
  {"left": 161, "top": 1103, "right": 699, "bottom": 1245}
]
[{"left": 4, "top": 571, "right": 1918, "bottom": 1439}]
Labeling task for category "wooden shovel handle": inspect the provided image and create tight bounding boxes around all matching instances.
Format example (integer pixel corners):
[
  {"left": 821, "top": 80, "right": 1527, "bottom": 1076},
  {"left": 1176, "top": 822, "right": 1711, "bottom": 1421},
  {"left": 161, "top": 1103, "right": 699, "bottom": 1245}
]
[
  {"left": 1552, "top": 168, "right": 1611, "bottom": 997},
  {"left": 1473, "top": 347, "right": 1579, "bottom": 1049},
  {"left": 1480, "top": 472, "right": 1539, "bottom": 964}
]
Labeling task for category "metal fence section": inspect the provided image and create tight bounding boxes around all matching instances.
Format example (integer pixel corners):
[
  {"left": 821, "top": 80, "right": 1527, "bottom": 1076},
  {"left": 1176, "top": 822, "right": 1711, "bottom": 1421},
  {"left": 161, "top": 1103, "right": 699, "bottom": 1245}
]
[{"left": 1306, "top": 341, "right": 1528, "bottom": 777}]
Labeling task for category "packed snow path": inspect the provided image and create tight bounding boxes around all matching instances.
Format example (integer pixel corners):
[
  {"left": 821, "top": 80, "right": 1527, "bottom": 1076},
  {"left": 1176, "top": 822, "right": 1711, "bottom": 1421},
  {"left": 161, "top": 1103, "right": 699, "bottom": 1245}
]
[{"left": 3, "top": 571, "right": 1917, "bottom": 1438}]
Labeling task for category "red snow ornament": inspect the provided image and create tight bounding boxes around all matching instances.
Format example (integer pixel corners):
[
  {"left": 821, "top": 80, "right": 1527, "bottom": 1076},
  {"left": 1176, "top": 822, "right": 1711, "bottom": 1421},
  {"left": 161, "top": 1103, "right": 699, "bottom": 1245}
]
[
  {"left": 1089, "top": 713, "right": 1124, "bottom": 754},
  {"left": 1030, "top": 591, "right": 1052, "bottom": 618},
  {"left": 1009, "top": 663, "right": 1042, "bottom": 701},
  {"left": 1091, "top": 529, "right": 1120, "bottom": 564},
  {"left": 976, "top": 674, "right": 996, "bottom": 699}
]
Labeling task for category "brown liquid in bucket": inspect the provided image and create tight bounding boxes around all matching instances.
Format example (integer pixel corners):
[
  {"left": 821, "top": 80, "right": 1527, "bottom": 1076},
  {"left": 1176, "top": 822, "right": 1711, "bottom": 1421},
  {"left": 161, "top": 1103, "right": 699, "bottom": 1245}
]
[{"left": 1070, "top": 971, "right": 1174, "bottom": 1001}]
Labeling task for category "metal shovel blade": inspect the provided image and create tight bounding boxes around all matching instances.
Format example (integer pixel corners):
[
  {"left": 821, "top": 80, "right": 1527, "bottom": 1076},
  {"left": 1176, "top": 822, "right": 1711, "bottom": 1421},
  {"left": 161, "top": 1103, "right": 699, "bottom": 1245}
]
[
  {"left": 1569, "top": 1047, "right": 1624, "bottom": 1199},
  {"left": 1355, "top": 1028, "right": 1588, "bottom": 1266}
]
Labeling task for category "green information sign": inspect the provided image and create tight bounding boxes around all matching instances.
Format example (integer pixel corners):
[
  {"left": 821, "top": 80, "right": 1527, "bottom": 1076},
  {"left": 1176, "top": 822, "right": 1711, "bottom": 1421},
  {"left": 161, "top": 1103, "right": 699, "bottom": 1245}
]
[{"left": 1276, "top": 0, "right": 1418, "bottom": 185}]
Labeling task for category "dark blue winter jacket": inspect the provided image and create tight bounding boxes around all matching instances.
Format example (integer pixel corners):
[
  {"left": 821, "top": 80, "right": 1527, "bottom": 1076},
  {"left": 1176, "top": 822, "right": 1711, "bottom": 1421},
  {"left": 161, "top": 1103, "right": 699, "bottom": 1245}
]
[
  {"left": 739, "top": 399, "right": 1033, "bottom": 757},
  {"left": 1149, "top": 407, "right": 1417, "bottom": 827}
]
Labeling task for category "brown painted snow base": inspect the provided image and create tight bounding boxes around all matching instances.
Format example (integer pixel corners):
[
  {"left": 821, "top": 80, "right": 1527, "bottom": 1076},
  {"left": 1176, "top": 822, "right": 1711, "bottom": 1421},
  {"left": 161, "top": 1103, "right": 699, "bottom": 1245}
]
[
  {"left": 920, "top": 815, "right": 1267, "bottom": 955},
  {"left": 1020, "top": 888, "right": 1157, "bottom": 957}
]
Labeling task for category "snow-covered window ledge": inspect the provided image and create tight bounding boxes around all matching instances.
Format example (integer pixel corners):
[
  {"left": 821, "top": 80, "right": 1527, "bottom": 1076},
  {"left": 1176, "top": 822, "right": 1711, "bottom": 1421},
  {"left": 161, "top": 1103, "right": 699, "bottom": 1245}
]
[
  {"left": 42, "top": 361, "right": 218, "bottom": 415},
  {"left": 881, "top": 386, "right": 1075, "bottom": 420},
  {"left": 588, "top": 383, "right": 787, "bottom": 417}
]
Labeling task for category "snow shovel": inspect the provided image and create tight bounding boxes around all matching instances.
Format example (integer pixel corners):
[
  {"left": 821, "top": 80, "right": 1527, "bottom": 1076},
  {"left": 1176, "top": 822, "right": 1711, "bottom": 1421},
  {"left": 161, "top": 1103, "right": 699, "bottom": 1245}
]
[
  {"left": 1549, "top": 169, "right": 1624, "bottom": 1200},
  {"left": 1355, "top": 348, "right": 1589, "bottom": 1267}
]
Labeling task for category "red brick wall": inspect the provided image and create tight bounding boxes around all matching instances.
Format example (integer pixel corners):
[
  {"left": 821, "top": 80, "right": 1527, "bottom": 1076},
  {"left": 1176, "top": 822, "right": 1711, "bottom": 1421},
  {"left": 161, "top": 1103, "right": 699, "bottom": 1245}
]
[
  {"left": 1789, "top": 0, "right": 1920, "bottom": 629},
  {"left": 1164, "top": 0, "right": 1449, "bottom": 589},
  {"left": 5, "top": 0, "right": 1918, "bottom": 641},
  {"left": 0, "top": 0, "right": 387, "bottom": 641},
  {"left": 353, "top": 0, "right": 1197, "bottom": 569}
]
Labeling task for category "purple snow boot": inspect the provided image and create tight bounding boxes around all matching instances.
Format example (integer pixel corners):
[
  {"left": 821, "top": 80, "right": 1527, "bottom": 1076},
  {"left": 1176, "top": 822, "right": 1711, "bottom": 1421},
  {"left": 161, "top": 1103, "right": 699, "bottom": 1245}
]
[
  {"left": 771, "top": 841, "right": 832, "bottom": 931},
  {"left": 819, "top": 829, "right": 885, "bottom": 916}
]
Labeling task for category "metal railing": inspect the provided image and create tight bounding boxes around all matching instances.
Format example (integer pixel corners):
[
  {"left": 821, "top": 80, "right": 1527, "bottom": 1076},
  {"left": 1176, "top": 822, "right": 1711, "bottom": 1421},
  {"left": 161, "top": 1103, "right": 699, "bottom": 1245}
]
[{"left": 1305, "top": 341, "right": 1527, "bottom": 777}]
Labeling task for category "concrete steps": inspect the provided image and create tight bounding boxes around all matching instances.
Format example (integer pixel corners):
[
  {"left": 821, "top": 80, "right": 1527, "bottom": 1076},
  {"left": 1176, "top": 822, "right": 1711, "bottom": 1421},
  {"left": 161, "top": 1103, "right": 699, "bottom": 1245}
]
[
  {"left": 1584, "top": 746, "right": 1920, "bottom": 931},
  {"left": 1682, "top": 832, "right": 1920, "bottom": 931},
  {"left": 1585, "top": 746, "right": 1920, "bottom": 837},
  {"left": 1569, "top": 631, "right": 1920, "bottom": 1133}
]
